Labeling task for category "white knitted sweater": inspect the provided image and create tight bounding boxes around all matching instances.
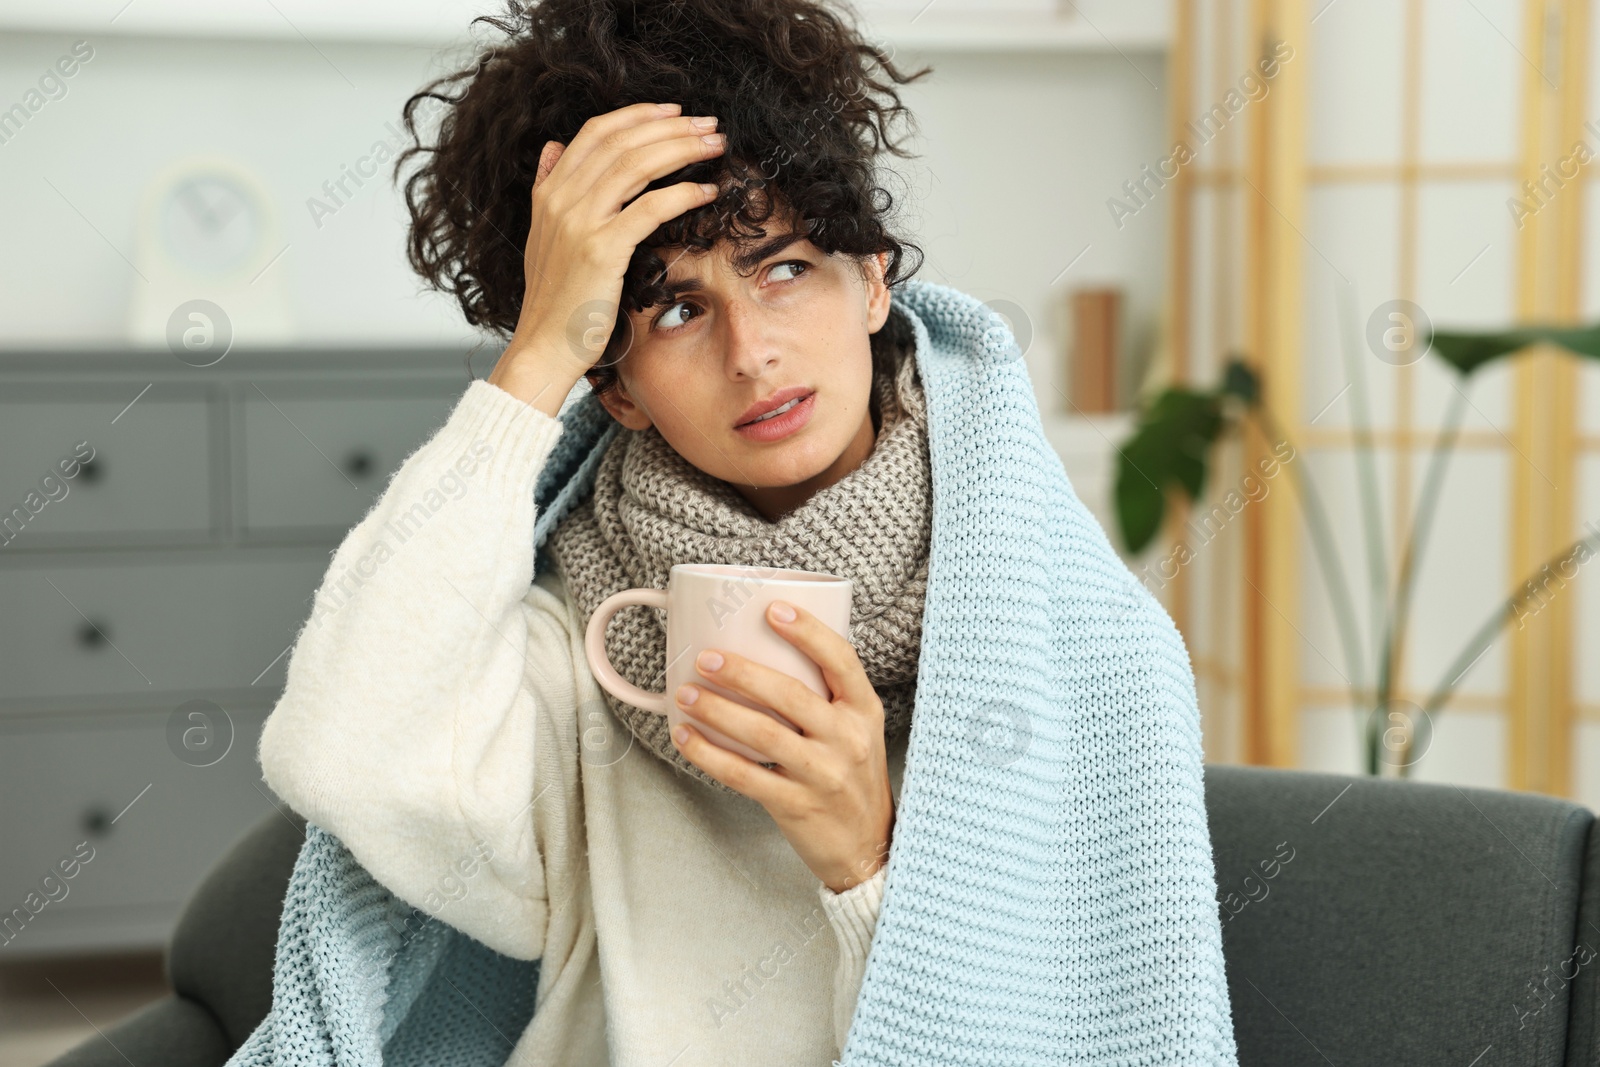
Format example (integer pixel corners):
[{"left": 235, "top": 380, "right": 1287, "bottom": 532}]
[{"left": 256, "top": 378, "right": 905, "bottom": 1065}]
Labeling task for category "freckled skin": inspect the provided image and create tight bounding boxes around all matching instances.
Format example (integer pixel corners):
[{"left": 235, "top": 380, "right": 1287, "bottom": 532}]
[{"left": 597, "top": 224, "right": 892, "bottom": 522}]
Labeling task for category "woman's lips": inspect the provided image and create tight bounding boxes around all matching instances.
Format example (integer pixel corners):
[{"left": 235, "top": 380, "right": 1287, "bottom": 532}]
[{"left": 734, "top": 391, "right": 815, "bottom": 442}]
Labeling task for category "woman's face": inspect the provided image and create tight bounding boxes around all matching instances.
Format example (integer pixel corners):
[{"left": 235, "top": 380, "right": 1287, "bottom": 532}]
[{"left": 598, "top": 229, "right": 892, "bottom": 522}]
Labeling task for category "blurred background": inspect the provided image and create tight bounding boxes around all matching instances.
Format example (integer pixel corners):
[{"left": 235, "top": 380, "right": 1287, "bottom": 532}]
[{"left": 0, "top": 0, "right": 1596, "bottom": 1061}]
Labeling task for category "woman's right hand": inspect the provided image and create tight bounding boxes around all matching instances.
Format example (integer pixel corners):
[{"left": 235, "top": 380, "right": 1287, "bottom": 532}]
[{"left": 488, "top": 101, "right": 727, "bottom": 413}]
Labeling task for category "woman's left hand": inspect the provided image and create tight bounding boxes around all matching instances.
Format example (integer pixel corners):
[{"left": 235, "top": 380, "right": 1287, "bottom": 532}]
[{"left": 672, "top": 599, "right": 895, "bottom": 894}]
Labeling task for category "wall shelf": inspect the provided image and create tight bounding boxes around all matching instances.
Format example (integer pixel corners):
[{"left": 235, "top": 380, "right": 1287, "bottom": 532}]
[
  {"left": 1042, "top": 409, "right": 1136, "bottom": 444},
  {"left": 0, "top": 1, "right": 1168, "bottom": 53},
  {"left": 864, "top": 15, "right": 1166, "bottom": 53}
]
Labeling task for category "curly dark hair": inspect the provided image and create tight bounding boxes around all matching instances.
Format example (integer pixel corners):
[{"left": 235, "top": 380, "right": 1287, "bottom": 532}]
[{"left": 393, "top": 0, "right": 933, "bottom": 405}]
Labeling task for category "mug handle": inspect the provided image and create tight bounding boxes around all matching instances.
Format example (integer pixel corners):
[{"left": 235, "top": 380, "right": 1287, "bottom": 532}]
[{"left": 584, "top": 587, "right": 669, "bottom": 715}]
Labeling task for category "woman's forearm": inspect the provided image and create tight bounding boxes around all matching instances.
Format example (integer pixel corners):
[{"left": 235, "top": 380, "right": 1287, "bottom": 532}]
[
  {"left": 256, "top": 377, "right": 569, "bottom": 960},
  {"left": 488, "top": 333, "right": 588, "bottom": 416}
]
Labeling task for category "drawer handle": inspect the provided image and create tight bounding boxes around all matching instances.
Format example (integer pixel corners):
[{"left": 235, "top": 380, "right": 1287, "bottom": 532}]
[
  {"left": 81, "top": 804, "right": 115, "bottom": 838},
  {"left": 76, "top": 618, "right": 113, "bottom": 649},
  {"left": 78, "top": 458, "right": 104, "bottom": 485},
  {"left": 342, "top": 449, "right": 376, "bottom": 480}
]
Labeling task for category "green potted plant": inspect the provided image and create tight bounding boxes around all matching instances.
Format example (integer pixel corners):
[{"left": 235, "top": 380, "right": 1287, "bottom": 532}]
[{"left": 1114, "top": 307, "right": 1600, "bottom": 776}]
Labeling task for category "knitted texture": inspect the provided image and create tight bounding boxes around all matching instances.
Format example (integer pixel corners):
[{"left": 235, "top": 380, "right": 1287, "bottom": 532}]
[
  {"left": 225, "top": 824, "right": 539, "bottom": 1067},
  {"left": 228, "top": 277, "right": 1239, "bottom": 1067},
  {"left": 545, "top": 324, "right": 929, "bottom": 796}
]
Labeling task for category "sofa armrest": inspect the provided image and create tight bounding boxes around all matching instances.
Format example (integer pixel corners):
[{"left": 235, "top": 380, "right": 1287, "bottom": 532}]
[
  {"left": 167, "top": 805, "right": 308, "bottom": 1050},
  {"left": 1205, "top": 764, "right": 1593, "bottom": 1067},
  {"left": 38, "top": 804, "right": 306, "bottom": 1067},
  {"left": 42, "top": 994, "right": 231, "bottom": 1067}
]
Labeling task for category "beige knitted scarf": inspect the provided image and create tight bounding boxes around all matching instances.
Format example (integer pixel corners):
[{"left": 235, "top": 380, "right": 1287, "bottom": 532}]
[{"left": 546, "top": 327, "right": 930, "bottom": 798}]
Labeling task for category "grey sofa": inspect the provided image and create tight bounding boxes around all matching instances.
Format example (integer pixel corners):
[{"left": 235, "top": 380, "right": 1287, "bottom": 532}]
[{"left": 43, "top": 766, "right": 1600, "bottom": 1066}]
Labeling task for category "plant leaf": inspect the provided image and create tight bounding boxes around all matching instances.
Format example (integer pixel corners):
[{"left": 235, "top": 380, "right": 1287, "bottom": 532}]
[
  {"left": 1220, "top": 358, "right": 1261, "bottom": 405},
  {"left": 1115, "top": 451, "right": 1166, "bottom": 554},
  {"left": 1112, "top": 387, "right": 1226, "bottom": 553},
  {"left": 1171, "top": 440, "right": 1207, "bottom": 501},
  {"left": 1429, "top": 322, "right": 1600, "bottom": 375}
]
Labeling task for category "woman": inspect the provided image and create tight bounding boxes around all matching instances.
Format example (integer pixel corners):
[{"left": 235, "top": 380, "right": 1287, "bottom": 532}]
[
  {"left": 252, "top": 2, "right": 1243, "bottom": 1064},
  {"left": 258, "top": 0, "right": 938, "bottom": 1061}
]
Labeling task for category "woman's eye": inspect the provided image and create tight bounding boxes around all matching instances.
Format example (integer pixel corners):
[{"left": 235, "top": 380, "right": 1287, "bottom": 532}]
[
  {"left": 769, "top": 259, "right": 810, "bottom": 283},
  {"left": 654, "top": 300, "right": 698, "bottom": 332},
  {"left": 652, "top": 261, "right": 810, "bottom": 333}
]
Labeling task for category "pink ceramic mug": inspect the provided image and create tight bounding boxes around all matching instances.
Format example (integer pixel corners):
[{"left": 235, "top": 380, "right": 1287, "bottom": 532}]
[{"left": 583, "top": 563, "right": 853, "bottom": 763}]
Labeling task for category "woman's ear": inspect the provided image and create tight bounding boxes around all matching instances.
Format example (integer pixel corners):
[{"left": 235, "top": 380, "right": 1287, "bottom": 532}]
[
  {"left": 596, "top": 376, "right": 654, "bottom": 431},
  {"left": 864, "top": 250, "right": 891, "bottom": 333}
]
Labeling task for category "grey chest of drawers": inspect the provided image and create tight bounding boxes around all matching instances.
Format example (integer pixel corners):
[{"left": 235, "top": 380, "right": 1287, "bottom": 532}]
[{"left": 0, "top": 346, "right": 479, "bottom": 958}]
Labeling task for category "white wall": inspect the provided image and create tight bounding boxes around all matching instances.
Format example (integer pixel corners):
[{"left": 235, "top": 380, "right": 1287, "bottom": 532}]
[{"left": 0, "top": 24, "right": 1170, "bottom": 408}]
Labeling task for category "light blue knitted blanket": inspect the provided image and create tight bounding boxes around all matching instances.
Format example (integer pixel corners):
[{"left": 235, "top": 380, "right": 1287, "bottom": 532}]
[{"left": 231, "top": 277, "right": 1239, "bottom": 1066}]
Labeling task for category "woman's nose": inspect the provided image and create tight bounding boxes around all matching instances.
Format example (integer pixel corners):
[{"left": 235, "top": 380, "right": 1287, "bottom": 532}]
[{"left": 720, "top": 301, "right": 781, "bottom": 378}]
